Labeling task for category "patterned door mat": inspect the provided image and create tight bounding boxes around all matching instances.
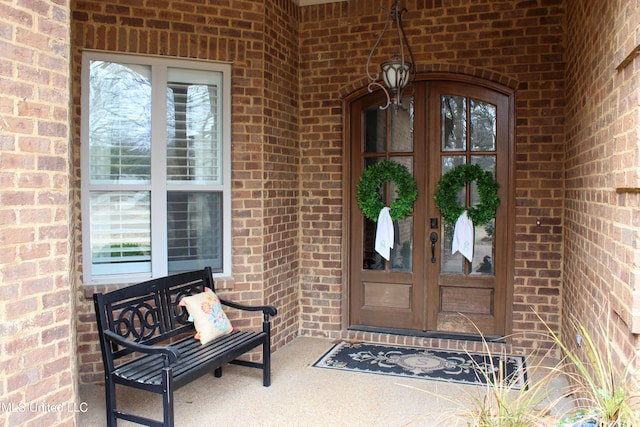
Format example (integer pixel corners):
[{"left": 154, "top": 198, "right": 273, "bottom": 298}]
[{"left": 312, "top": 341, "right": 527, "bottom": 390}]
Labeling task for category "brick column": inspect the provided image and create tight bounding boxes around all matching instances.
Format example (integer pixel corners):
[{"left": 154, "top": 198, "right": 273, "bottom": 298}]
[{"left": 0, "top": 1, "right": 77, "bottom": 425}]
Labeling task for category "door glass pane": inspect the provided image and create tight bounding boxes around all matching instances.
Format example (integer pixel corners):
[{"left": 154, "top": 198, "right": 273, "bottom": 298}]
[
  {"left": 364, "top": 107, "right": 386, "bottom": 153},
  {"left": 392, "top": 216, "right": 412, "bottom": 271},
  {"left": 167, "top": 191, "right": 223, "bottom": 274},
  {"left": 440, "top": 156, "right": 466, "bottom": 274},
  {"left": 442, "top": 156, "right": 466, "bottom": 176},
  {"left": 473, "top": 218, "right": 495, "bottom": 275},
  {"left": 90, "top": 191, "right": 151, "bottom": 275},
  {"left": 390, "top": 97, "right": 414, "bottom": 152},
  {"left": 89, "top": 61, "right": 152, "bottom": 184},
  {"left": 442, "top": 95, "right": 466, "bottom": 151},
  {"left": 441, "top": 222, "right": 462, "bottom": 274},
  {"left": 390, "top": 156, "right": 413, "bottom": 202},
  {"left": 470, "top": 99, "right": 496, "bottom": 151},
  {"left": 362, "top": 214, "right": 412, "bottom": 271},
  {"left": 167, "top": 68, "right": 223, "bottom": 185},
  {"left": 364, "top": 157, "right": 385, "bottom": 173},
  {"left": 363, "top": 217, "right": 384, "bottom": 270},
  {"left": 470, "top": 156, "right": 496, "bottom": 206},
  {"left": 471, "top": 156, "right": 496, "bottom": 275},
  {"left": 390, "top": 156, "right": 413, "bottom": 271}
]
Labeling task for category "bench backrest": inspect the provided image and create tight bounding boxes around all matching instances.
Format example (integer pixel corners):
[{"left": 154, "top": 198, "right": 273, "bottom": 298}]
[{"left": 93, "top": 267, "right": 215, "bottom": 361}]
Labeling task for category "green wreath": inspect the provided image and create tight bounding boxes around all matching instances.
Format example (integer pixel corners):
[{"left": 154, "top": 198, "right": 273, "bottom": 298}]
[
  {"left": 357, "top": 160, "right": 418, "bottom": 222},
  {"left": 434, "top": 163, "right": 500, "bottom": 226}
]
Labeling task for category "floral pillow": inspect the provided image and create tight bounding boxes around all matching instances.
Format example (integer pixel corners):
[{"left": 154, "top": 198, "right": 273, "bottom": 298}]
[{"left": 179, "top": 288, "right": 233, "bottom": 345}]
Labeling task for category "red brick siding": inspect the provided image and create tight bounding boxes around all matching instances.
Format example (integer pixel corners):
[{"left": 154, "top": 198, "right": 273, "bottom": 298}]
[
  {"left": 564, "top": 0, "right": 640, "bottom": 372},
  {"left": 262, "top": 0, "right": 301, "bottom": 346},
  {"left": 0, "top": 0, "right": 76, "bottom": 425}
]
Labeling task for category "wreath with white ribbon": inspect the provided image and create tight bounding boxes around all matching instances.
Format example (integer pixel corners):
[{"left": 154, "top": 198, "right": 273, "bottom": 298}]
[
  {"left": 434, "top": 163, "right": 500, "bottom": 226},
  {"left": 357, "top": 160, "right": 418, "bottom": 222}
]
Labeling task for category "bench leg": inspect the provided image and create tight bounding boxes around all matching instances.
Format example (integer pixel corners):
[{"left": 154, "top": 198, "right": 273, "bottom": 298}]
[
  {"left": 263, "top": 340, "right": 271, "bottom": 387},
  {"left": 105, "top": 376, "right": 117, "bottom": 427},
  {"left": 214, "top": 367, "right": 222, "bottom": 378},
  {"left": 162, "top": 368, "right": 175, "bottom": 427}
]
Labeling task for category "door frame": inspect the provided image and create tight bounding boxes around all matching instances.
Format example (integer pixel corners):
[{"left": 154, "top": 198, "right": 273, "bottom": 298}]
[{"left": 342, "top": 72, "right": 516, "bottom": 339}]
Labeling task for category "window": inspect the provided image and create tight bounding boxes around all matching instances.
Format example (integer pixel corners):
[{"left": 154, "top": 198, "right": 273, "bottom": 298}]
[{"left": 81, "top": 52, "right": 232, "bottom": 284}]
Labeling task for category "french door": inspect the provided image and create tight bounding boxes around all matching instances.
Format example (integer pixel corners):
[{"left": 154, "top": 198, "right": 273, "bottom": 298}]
[{"left": 348, "top": 79, "right": 513, "bottom": 337}]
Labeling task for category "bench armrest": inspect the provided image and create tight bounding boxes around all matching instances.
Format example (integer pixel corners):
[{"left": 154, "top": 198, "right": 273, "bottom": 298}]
[
  {"left": 219, "top": 299, "right": 278, "bottom": 318},
  {"left": 103, "top": 330, "right": 181, "bottom": 363}
]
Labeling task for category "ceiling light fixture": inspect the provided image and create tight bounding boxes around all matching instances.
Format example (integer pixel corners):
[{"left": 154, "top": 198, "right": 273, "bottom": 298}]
[{"left": 366, "top": 0, "right": 416, "bottom": 110}]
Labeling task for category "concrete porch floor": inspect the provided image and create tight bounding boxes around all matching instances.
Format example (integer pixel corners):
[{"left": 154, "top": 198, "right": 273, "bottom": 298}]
[{"left": 79, "top": 337, "right": 573, "bottom": 426}]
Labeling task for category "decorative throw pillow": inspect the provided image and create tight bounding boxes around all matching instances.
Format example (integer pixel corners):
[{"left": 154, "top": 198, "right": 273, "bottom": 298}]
[{"left": 179, "top": 288, "right": 233, "bottom": 345}]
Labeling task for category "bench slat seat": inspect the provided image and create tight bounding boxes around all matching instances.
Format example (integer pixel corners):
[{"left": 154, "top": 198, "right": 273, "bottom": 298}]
[{"left": 113, "top": 330, "right": 265, "bottom": 387}]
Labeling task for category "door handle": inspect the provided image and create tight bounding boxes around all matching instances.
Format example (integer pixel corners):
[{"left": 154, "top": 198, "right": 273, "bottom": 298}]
[{"left": 430, "top": 232, "right": 438, "bottom": 263}]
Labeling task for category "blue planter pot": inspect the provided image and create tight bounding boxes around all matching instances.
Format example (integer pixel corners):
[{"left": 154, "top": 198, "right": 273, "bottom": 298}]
[{"left": 556, "top": 415, "right": 599, "bottom": 427}]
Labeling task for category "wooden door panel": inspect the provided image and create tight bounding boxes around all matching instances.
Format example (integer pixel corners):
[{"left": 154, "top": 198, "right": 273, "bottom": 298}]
[
  {"left": 364, "top": 281, "right": 412, "bottom": 309},
  {"left": 440, "top": 286, "right": 494, "bottom": 315},
  {"left": 358, "top": 295, "right": 420, "bottom": 330},
  {"left": 438, "top": 286, "right": 496, "bottom": 335},
  {"left": 437, "top": 313, "right": 496, "bottom": 336}
]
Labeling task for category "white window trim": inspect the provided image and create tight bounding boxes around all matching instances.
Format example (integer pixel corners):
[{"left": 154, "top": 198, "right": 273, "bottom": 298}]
[{"left": 80, "top": 51, "right": 232, "bottom": 285}]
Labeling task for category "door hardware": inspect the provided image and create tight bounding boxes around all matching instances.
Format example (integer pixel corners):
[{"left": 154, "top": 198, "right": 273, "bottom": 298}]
[{"left": 430, "top": 232, "right": 438, "bottom": 263}]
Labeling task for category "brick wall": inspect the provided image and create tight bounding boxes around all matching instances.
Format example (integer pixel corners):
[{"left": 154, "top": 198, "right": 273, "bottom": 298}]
[
  {"left": 262, "top": 1, "right": 301, "bottom": 345},
  {"left": 0, "top": 1, "right": 77, "bottom": 425},
  {"left": 71, "top": 0, "right": 302, "bottom": 383},
  {"left": 298, "top": 0, "right": 565, "bottom": 352},
  {"left": 564, "top": 0, "right": 640, "bottom": 371}
]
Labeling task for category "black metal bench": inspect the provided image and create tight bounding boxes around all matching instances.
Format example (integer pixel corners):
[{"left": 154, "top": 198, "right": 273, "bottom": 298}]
[{"left": 93, "top": 267, "right": 277, "bottom": 427}]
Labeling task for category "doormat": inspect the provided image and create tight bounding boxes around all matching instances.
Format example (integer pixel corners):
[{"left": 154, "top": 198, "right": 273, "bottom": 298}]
[{"left": 312, "top": 341, "right": 526, "bottom": 390}]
